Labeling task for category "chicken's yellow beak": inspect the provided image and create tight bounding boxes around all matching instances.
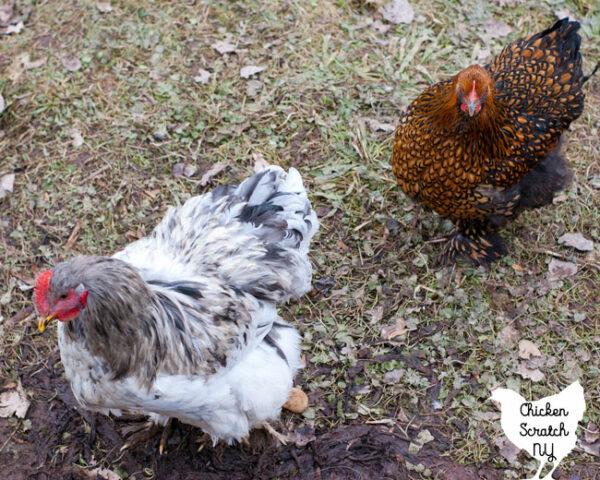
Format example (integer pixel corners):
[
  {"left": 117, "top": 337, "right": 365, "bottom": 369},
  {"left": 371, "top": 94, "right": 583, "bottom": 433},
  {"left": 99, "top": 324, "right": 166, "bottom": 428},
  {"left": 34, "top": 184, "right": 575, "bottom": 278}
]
[{"left": 38, "top": 314, "right": 55, "bottom": 333}]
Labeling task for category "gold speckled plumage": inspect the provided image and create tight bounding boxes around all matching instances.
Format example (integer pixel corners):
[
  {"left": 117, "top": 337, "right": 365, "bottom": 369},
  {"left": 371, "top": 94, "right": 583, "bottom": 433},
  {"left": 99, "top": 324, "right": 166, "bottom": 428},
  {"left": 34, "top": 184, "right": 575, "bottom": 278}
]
[{"left": 391, "top": 19, "right": 596, "bottom": 264}]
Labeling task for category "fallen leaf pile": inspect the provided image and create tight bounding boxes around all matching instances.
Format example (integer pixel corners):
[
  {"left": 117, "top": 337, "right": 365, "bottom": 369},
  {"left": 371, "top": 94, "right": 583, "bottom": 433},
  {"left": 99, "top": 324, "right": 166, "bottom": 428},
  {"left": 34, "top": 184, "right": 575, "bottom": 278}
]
[
  {"left": 379, "top": 0, "right": 414, "bottom": 25},
  {"left": 0, "top": 380, "right": 30, "bottom": 419}
]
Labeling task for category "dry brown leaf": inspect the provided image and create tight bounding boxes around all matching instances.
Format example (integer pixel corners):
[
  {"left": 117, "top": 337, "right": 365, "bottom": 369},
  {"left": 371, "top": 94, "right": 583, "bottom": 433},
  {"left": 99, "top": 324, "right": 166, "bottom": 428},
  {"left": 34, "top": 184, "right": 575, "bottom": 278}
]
[
  {"left": 5, "top": 21, "right": 23, "bottom": 34},
  {"left": 381, "top": 317, "right": 406, "bottom": 339},
  {"left": 484, "top": 19, "right": 512, "bottom": 38},
  {"left": 0, "top": 173, "right": 15, "bottom": 199},
  {"left": 0, "top": 380, "right": 30, "bottom": 418},
  {"left": 285, "top": 425, "right": 316, "bottom": 448},
  {"left": 380, "top": 0, "right": 414, "bottom": 25},
  {"left": 336, "top": 240, "right": 349, "bottom": 251},
  {"left": 365, "top": 118, "right": 396, "bottom": 133},
  {"left": 476, "top": 48, "right": 490, "bottom": 63},
  {"left": 553, "top": 194, "right": 567, "bottom": 203},
  {"left": 495, "top": 435, "right": 520, "bottom": 461},
  {"left": 193, "top": 68, "right": 210, "bottom": 85},
  {"left": 579, "top": 440, "right": 600, "bottom": 457},
  {"left": 586, "top": 422, "right": 600, "bottom": 444},
  {"left": 518, "top": 339, "right": 541, "bottom": 360},
  {"left": 240, "top": 65, "right": 265, "bottom": 79},
  {"left": 246, "top": 79, "right": 262, "bottom": 97},
  {"left": 62, "top": 57, "right": 82, "bottom": 72},
  {"left": 557, "top": 232, "right": 594, "bottom": 252},
  {"left": 554, "top": 10, "right": 581, "bottom": 22},
  {"left": 252, "top": 152, "right": 270, "bottom": 172},
  {"left": 144, "top": 189, "right": 161, "bottom": 199},
  {"left": 212, "top": 40, "right": 236, "bottom": 55},
  {"left": 0, "top": 3, "right": 14, "bottom": 26},
  {"left": 86, "top": 468, "right": 121, "bottom": 480},
  {"left": 371, "top": 19, "right": 391, "bottom": 33},
  {"left": 547, "top": 259, "right": 577, "bottom": 282},
  {"left": 498, "top": 325, "right": 518, "bottom": 346},
  {"left": 368, "top": 306, "right": 384, "bottom": 325},
  {"left": 184, "top": 165, "right": 196, "bottom": 177},
  {"left": 23, "top": 57, "right": 46, "bottom": 70},
  {"left": 383, "top": 369, "right": 403, "bottom": 383},
  {"left": 69, "top": 129, "right": 84, "bottom": 147},
  {"left": 96, "top": 2, "right": 113, "bottom": 13},
  {"left": 517, "top": 363, "right": 544, "bottom": 382},
  {"left": 199, "top": 163, "right": 226, "bottom": 186}
]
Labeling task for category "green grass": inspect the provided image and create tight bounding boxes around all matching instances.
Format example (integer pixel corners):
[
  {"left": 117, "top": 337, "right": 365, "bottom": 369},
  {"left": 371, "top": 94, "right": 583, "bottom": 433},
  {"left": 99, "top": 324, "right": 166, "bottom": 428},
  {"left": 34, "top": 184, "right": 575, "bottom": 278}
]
[{"left": 1, "top": 0, "right": 599, "bottom": 477}]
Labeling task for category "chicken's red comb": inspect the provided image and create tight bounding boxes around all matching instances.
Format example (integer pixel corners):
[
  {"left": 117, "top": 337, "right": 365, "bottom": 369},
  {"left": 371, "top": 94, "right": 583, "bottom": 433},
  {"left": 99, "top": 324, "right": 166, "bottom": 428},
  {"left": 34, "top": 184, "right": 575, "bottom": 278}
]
[{"left": 34, "top": 270, "right": 53, "bottom": 315}]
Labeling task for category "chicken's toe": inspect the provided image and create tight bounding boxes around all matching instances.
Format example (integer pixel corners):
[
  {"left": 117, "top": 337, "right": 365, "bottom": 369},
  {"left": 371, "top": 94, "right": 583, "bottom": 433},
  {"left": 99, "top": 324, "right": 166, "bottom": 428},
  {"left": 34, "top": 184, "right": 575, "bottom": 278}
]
[
  {"left": 158, "top": 418, "right": 175, "bottom": 455},
  {"left": 261, "top": 422, "right": 289, "bottom": 445},
  {"left": 120, "top": 420, "right": 163, "bottom": 452}
]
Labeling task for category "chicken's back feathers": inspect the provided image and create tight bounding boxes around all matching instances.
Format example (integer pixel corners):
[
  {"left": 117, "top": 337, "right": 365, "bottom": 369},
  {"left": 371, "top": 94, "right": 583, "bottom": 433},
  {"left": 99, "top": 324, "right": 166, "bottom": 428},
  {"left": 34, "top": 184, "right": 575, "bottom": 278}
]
[
  {"left": 391, "top": 19, "right": 593, "bottom": 264},
  {"left": 116, "top": 165, "right": 318, "bottom": 303}
]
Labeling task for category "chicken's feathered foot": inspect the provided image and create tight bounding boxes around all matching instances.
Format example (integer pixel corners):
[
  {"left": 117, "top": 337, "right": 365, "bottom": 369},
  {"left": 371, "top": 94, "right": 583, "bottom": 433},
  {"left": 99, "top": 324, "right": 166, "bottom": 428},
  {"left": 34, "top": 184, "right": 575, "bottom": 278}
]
[{"left": 439, "top": 222, "right": 507, "bottom": 265}]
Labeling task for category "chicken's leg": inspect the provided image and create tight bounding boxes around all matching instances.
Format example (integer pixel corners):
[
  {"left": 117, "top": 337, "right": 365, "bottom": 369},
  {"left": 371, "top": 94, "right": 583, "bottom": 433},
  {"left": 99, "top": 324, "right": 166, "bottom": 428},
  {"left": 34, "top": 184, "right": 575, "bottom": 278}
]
[
  {"left": 158, "top": 418, "right": 174, "bottom": 455},
  {"left": 261, "top": 421, "right": 289, "bottom": 445}
]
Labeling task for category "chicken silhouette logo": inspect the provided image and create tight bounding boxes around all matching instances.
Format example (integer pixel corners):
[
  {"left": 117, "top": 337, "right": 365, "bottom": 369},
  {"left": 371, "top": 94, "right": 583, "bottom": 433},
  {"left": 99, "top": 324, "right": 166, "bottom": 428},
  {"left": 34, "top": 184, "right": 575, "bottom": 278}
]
[{"left": 491, "top": 381, "right": 585, "bottom": 480}]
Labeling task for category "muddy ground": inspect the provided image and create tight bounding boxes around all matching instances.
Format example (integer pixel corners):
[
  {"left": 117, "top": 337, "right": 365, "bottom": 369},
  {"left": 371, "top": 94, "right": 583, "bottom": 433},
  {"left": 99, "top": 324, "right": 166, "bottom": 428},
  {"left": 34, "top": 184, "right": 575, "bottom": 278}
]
[{"left": 1, "top": 333, "right": 598, "bottom": 480}]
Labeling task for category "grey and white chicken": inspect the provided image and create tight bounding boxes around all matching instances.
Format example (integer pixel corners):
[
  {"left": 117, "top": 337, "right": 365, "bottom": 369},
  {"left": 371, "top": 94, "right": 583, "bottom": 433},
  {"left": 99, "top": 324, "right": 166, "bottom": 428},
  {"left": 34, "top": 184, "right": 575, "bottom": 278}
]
[{"left": 34, "top": 166, "right": 318, "bottom": 447}]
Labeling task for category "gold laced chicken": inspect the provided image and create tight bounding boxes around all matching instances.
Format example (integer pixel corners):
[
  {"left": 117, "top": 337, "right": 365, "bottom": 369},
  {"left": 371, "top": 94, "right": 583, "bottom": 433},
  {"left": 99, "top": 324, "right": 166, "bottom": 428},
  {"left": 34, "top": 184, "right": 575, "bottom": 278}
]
[{"left": 391, "top": 18, "right": 598, "bottom": 264}]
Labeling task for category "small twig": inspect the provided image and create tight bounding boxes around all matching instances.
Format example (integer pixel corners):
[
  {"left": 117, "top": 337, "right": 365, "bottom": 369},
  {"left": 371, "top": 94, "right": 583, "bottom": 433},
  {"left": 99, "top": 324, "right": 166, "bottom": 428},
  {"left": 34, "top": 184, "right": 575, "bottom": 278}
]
[
  {"left": 79, "top": 165, "right": 110, "bottom": 185},
  {"left": 354, "top": 220, "right": 371, "bottom": 232},
  {"left": 532, "top": 248, "right": 600, "bottom": 271},
  {"left": 64, "top": 220, "right": 82, "bottom": 251},
  {"left": 0, "top": 427, "right": 17, "bottom": 453},
  {"left": 7, "top": 306, "right": 34, "bottom": 326},
  {"left": 425, "top": 237, "right": 447, "bottom": 244}
]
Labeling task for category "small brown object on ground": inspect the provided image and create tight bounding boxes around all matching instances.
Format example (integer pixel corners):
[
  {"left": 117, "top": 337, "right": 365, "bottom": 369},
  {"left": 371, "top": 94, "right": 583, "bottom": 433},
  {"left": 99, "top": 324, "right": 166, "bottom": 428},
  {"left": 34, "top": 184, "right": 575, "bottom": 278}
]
[{"left": 282, "top": 387, "right": 308, "bottom": 413}]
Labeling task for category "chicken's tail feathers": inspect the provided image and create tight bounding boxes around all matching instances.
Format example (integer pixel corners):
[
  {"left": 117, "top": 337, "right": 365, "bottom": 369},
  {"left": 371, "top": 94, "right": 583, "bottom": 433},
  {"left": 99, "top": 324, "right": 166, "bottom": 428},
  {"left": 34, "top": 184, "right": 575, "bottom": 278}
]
[
  {"left": 208, "top": 165, "right": 319, "bottom": 302},
  {"left": 231, "top": 165, "right": 319, "bottom": 253},
  {"left": 537, "top": 18, "right": 582, "bottom": 62}
]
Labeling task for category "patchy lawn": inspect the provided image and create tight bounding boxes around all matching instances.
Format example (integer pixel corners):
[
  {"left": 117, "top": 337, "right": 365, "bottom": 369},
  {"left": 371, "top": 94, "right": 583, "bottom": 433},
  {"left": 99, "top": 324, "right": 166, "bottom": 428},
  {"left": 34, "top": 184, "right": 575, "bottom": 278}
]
[{"left": 1, "top": 0, "right": 599, "bottom": 479}]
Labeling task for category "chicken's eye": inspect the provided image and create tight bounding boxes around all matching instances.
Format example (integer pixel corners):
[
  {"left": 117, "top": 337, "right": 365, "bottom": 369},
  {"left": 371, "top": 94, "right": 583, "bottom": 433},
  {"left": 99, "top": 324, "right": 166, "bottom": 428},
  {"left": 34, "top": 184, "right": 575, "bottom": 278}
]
[{"left": 59, "top": 293, "right": 68, "bottom": 300}]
